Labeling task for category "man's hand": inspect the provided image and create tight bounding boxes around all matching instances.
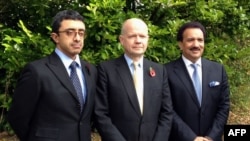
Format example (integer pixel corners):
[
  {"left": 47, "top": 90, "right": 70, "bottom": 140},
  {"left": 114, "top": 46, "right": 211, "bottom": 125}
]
[{"left": 194, "top": 136, "right": 211, "bottom": 141}]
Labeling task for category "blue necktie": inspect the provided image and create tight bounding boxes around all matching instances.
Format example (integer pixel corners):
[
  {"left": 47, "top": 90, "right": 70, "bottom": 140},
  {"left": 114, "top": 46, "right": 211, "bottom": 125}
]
[
  {"left": 70, "top": 61, "right": 84, "bottom": 111},
  {"left": 191, "top": 64, "right": 202, "bottom": 106}
]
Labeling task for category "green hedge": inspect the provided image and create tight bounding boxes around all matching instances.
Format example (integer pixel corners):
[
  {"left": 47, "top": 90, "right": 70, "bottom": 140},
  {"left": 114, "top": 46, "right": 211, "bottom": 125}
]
[{"left": 0, "top": 0, "right": 250, "bottom": 133}]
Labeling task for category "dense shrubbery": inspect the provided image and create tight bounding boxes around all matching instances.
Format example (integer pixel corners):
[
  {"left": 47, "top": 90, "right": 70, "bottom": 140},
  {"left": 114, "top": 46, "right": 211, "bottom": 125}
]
[{"left": 0, "top": 0, "right": 250, "bottom": 133}]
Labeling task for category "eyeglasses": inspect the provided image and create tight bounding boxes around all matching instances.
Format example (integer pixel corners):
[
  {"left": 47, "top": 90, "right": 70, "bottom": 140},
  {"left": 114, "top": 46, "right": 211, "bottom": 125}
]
[{"left": 58, "top": 29, "right": 85, "bottom": 38}]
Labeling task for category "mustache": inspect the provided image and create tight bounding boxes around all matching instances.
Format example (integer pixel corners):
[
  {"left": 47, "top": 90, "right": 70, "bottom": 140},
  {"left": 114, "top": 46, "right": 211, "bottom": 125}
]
[{"left": 190, "top": 47, "right": 200, "bottom": 50}]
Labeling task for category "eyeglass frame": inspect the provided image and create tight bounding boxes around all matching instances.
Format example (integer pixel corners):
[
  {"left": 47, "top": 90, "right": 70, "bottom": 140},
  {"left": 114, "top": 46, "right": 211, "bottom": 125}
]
[{"left": 57, "top": 28, "right": 86, "bottom": 38}]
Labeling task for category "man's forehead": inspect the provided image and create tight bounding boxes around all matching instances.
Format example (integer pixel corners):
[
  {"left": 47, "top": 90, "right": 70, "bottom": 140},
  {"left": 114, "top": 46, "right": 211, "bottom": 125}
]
[{"left": 60, "top": 20, "right": 85, "bottom": 29}]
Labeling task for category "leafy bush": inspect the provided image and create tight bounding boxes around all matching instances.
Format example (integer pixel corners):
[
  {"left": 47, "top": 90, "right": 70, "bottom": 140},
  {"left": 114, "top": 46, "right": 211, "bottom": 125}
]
[{"left": 0, "top": 0, "right": 250, "bottom": 133}]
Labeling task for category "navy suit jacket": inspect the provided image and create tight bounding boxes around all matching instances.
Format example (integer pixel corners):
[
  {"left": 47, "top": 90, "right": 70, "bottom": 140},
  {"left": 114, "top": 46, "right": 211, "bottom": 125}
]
[
  {"left": 95, "top": 55, "right": 173, "bottom": 141},
  {"left": 165, "top": 57, "right": 230, "bottom": 141},
  {"left": 8, "top": 52, "right": 97, "bottom": 141}
]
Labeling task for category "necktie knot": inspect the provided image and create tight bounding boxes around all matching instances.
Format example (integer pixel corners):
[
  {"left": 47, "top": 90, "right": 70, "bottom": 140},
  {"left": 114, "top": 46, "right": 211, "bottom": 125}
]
[
  {"left": 133, "top": 62, "right": 139, "bottom": 70},
  {"left": 70, "top": 61, "right": 78, "bottom": 70},
  {"left": 191, "top": 63, "right": 198, "bottom": 70}
]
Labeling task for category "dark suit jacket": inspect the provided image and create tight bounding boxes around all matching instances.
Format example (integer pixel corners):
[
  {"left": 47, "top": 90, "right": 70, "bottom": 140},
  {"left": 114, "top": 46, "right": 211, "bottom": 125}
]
[
  {"left": 8, "top": 52, "right": 97, "bottom": 141},
  {"left": 94, "top": 55, "right": 173, "bottom": 141},
  {"left": 165, "top": 57, "right": 230, "bottom": 141}
]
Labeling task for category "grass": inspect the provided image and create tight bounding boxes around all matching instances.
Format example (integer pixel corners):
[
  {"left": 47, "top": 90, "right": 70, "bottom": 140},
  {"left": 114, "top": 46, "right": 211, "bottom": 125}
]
[{"left": 227, "top": 83, "right": 250, "bottom": 124}]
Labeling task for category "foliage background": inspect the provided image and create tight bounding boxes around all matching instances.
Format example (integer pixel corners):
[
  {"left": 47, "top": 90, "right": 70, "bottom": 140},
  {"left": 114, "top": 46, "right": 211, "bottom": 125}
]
[{"left": 0, "top": 0, "right": 250, "bottom": 135}]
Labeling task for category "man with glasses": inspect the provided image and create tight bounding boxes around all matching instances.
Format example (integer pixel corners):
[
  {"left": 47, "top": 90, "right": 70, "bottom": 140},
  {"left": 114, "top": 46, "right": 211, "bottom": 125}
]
[{"left": 8, "top": 10, "right": 97, "bottom": 141}]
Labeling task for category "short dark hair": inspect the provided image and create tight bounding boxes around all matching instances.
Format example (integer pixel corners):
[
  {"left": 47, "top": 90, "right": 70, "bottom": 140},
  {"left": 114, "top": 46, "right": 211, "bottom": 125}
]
[
  {"left": 51, "top": 10, "right": 84, "bottom": 33},
  {"left": 177, "top": 21, "right": 206, "bottom": 41}
]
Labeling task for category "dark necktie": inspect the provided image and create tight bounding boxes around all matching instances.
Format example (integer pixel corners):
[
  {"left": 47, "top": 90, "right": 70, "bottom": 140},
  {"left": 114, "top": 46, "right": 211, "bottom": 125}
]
[
  {"left": 70, "top": 61, "right": 84, "bottom": 111},
  {"left": 191, "top": 64, "right": 202, "bottom": 106}
]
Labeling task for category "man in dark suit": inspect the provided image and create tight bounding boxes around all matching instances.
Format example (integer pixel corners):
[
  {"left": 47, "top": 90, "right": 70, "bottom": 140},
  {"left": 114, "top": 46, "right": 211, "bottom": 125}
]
[
  {"left": 165, "top": 21, "right": 230, "bottom": 141},
  {"left": 7, "top": 10, "right": 97, "bottom": 141},
  {"left": 94, "top": 18, "right": 173, "bottom": 141}
]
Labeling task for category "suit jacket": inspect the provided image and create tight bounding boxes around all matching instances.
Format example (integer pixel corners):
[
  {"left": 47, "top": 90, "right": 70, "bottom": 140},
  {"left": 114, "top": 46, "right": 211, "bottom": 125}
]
[
  {"left": 8, "top": 52, "right": 97, "bottom": 141},
  {"left": 165, "top": 57, "right": 230, "bottom": 141},
  {"left": 94, "top": 55, "right": 173, "bottom": 141}
]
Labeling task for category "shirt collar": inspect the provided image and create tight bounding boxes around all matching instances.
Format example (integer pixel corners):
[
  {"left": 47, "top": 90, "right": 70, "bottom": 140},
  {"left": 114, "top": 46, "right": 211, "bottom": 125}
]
[
  {"left": 124, "top": 54, "right": 143, "bottom": 68},
  {"left": 182, "top": 55, "right": 201, "bottom": 67},
  {"left": 55, "top": 48, "right": 81, "bottom": 69}
]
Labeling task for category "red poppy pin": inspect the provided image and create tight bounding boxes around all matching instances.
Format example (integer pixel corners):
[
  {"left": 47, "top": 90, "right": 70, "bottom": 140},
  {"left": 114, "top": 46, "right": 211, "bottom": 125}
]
[{"left": 149, "top": 67, "right": 156, "bottom": 77}]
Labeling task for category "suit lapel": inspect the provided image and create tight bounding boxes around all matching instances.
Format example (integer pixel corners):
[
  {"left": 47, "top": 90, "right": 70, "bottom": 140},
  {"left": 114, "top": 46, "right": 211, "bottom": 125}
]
[
  {"left": 174, "top": 58, "right": 200, "bottom": 107},
  {"left": 80, "top": 61, "right": 92, "bottom": 116},
  {"left": 46, "top": 52, "right": 79, "bottom": 103},
  {"left": 200, "top": 58, "right": 210, "bottom": 108},
  {"left": 116, "top": 56, "right": 141, "bottom": 116},
  {"left": 143, "top": 59, "right": 152, "bottom": 115}
]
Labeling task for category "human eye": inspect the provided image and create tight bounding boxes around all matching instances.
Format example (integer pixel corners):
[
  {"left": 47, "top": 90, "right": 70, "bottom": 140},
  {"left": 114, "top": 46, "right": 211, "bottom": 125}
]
[
  {"left": 78, "top": 30, "right": 85, "bottom": 37},
  {"left": 66, "top": 30, "right": 74, "bottom": 36},
  {"left": 186, "top": 38, "right": 194, "bottom": 42},
  {"left": 198, "top": 38, "right": 204, "bottom": 42},
  {"left": 139, "top": 35, "right": 147, "bottom": 38},
  {"left": 127, "top": 35, "right": 137, "bottom": 39}
]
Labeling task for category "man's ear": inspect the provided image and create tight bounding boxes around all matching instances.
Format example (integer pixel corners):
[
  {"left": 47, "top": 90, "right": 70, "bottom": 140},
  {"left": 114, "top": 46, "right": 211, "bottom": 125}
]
[
  {"left": 119, "top": 35, "right": 124, "bottom": 46},
  {"left": 51, "top": 33, "right": 59, "bottom": 44},
  {"left": 178, "top": 41, "right": 183, "bottom": 50}
]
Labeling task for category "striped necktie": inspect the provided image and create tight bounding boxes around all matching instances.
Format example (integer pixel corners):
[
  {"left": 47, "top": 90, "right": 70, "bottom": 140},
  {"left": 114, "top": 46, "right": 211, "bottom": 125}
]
[{"left": 70, "top": 61, "right": 84, "bottom": 111}]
